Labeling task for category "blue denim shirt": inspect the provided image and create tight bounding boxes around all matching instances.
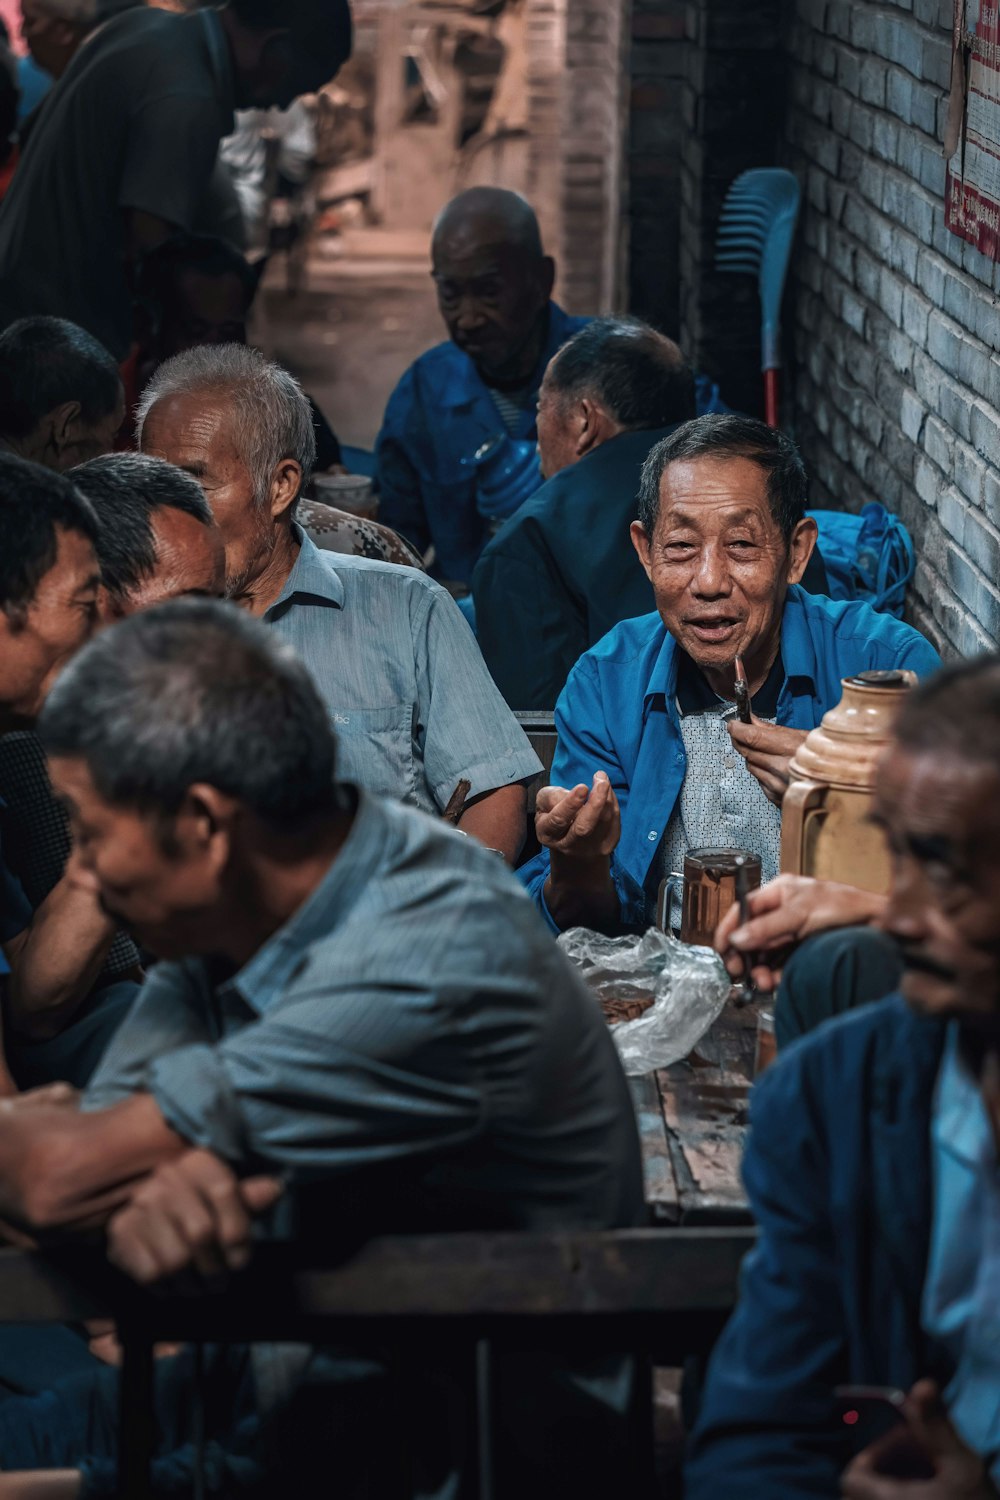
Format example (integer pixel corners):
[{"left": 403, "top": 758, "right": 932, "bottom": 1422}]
[
  {"left": 374, "top": 303, "right": 590, "bottom": 584},
  {"left": 264, "top": 527, "right": 540, "bottom": 813},
  {"left": 520, "top": 585, "right": 943, "bottom": 931}
]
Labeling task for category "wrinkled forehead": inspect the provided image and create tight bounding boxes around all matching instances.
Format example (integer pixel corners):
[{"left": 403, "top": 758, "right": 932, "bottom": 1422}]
[
  {"left": 874, "top": 744, "right": 1000, "bottom": 844},
  {"left": 47, "top": 753, "right": 107, "bottom": 816},
  {"left": 656, "top": 455, "right": 776, "bottom": 532},
  {"left": 431, "top": 226, "right": 535, "bottom": 283},
  {"left": 143, "top": 390, "right": 240, "bottom": 460}
]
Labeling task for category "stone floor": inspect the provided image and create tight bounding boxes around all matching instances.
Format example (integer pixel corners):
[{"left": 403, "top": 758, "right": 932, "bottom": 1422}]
[{"left": 255, "top": 235, "right": 443, "bottom": 454}]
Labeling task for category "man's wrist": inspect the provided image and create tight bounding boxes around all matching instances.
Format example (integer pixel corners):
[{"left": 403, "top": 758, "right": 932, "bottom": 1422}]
[{"left": 544, "top": 851, "right": 617, "bottom": 931}]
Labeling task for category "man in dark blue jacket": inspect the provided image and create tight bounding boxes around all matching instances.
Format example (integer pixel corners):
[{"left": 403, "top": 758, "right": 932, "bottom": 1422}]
[
  {"left": 686, "top": 655, "right": 1000, "bottom": 1500},
  {"left": 472, "top": 317, "right": 696, "bottom": 710}
]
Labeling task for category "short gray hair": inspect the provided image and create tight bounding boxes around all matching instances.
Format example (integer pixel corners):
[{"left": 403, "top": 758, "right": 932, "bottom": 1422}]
[{"left": 136, "top": 344, "right": 317, "bottom": 508}]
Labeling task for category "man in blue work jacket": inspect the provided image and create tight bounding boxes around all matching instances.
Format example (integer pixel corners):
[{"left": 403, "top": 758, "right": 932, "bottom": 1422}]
[
  {"left": 374, "top": 187, "right": 589, "bottom": 585},
  {"left": 520, "top": 414, "right": 941, "bottom": 935},
  {"left": 374, "top": 187, "right": 725, "bottom": 586},
  {"left": 685, "top": 655, "right": 1000, "bottom": 1500}
]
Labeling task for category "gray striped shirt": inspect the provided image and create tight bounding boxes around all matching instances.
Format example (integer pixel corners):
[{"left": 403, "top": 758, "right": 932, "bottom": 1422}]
[{"left": 264, "top": 529, "right": 541, "bottom": 812}]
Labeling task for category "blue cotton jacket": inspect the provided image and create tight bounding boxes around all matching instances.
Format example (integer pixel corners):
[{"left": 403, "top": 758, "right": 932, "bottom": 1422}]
[
  {"left": 685, "top": 995, "right": 950, "bottom": 1499},
  {"left": 374, "top": 303, "right": 589, "bottom": 585},
  {"left": 519, "top": 586, "right": 942, "bottom": 931}
]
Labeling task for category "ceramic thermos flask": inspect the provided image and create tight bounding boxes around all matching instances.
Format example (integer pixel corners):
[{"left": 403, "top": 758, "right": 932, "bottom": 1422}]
[{"left": 779, "top": 669, "right": 917, "bottom": 894}]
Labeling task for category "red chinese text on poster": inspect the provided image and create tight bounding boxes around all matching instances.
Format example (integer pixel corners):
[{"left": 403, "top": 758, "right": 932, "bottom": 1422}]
[{"left": 946, "top": 0, "right": 1000, "bottom": 260}]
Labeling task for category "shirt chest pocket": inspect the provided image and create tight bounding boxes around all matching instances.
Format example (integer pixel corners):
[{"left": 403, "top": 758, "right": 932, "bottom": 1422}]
[{"left": 327, "top": 704, "right": 418, "bottom": 804}]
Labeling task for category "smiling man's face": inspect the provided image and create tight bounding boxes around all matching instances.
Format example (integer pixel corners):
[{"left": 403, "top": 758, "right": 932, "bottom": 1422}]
[{"left": 631, "top": 455, "right": 816, "bottom": 684}]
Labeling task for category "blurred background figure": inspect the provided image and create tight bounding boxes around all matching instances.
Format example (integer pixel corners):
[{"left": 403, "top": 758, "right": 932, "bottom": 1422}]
[
  {"left": 0, "top": 0, "right": 352, "bottom": 359},
  {"left": 133, "top": 232, "right": 422, "bottom": 566}
]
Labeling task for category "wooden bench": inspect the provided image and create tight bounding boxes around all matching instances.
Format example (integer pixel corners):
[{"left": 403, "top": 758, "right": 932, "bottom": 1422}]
[{"left": 0, "top": 1226, "right": 755, "bottom": 1498}]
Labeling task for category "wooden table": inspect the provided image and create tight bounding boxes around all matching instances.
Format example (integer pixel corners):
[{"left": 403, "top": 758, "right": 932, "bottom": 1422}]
[{"left": 630, "top": 998, "right": 760, "bottom": 1225}]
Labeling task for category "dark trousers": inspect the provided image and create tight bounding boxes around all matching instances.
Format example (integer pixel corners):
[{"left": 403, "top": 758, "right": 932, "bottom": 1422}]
[{"left": 775, "top": 927, "right": 904, "bottom": 1049}]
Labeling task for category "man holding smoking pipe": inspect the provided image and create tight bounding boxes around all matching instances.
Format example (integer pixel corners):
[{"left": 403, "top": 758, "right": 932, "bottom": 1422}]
[
  {"left": 519, "top": 414, "right": 940, "bottom": 935},
  {"left": 686, "top": 656, "right": 1000, "bottom": 1500}
]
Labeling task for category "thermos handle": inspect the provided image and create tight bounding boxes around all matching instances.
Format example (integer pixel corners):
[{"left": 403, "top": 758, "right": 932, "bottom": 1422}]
[{"left": 780, "top": 779, "right": 826, "bottom": 876}]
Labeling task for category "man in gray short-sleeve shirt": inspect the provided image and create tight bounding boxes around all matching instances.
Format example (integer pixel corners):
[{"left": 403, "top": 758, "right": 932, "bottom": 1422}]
[
  {"left": 139, "top": 343, "right": 542, "bottom": 861},
  {"left": 0, "top": 1, "right": 350, "bottom": 358}
]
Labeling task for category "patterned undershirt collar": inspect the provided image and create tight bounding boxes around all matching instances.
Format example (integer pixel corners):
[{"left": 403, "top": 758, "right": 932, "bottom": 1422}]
[{"left": 674, "top": 649, "right": 785, "bottom": 719}]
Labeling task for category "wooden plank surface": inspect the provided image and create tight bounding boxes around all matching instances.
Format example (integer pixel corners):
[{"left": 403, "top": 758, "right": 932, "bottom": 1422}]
[
  {"left": 0, "top": 1229, "right": 756, "bottom": 1331},
  {"left": 633, "top": 998, "right": 759, "bottom": 1225}
]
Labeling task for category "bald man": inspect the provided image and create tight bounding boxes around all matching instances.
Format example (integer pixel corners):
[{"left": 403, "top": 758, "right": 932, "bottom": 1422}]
[{"left": 374, "top": 188, "right": 589, "bottom": 587}]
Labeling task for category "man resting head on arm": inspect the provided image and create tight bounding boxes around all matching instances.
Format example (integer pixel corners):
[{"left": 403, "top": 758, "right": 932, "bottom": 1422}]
[{"left": 0, "top": 599, "right": 642, "bottom": 1497}]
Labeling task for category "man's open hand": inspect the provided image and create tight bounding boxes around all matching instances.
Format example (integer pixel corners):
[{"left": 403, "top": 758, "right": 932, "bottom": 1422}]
[
  {"left": 713, "top": 873, "right": 888, "bottom": 991},
  {"left": 107, "top": 1149, "right": 282, "bottom": 1286},
  {"left": 727, "top": 719, "right": 808, "bottom": 805},
  {"left": 535, "top": 773, "right": 621, "bottom": 861},
  {"left": 841, "top": 1381, "right": 998, "bottom": 1500}
]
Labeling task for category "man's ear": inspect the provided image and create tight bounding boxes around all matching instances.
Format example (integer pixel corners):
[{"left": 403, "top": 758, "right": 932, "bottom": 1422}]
[
  {"left": 173, "top": 784, "right": 241, "bottom": 870},
  {"left": 630, "top": 520, "right": 654, "bottom": 581},
  {"left": 269, "top": 458, "right": 303, "bottom": 522},
  {"left": 786, "top": 515, "right": 819, "bottom": 585},
  {"left": 50, "top": 401, "right": 82, "bottom": 455},
  {"left": 576, "top": 398, "right": 620, "bottom": 460}
]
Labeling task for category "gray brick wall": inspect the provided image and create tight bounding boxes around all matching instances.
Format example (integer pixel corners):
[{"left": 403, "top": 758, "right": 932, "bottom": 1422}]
[{"left": 784, "top": 0, "right": 1000, "bottom": 656}]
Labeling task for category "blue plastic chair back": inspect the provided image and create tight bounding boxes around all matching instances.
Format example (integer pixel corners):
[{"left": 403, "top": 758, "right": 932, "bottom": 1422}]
[{"left": 716, "top": 168, "right": 800, "bottom": 369}]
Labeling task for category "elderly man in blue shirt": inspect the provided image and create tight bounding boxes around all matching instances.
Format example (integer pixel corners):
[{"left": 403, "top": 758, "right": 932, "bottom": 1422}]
[
  {"left": 375, "top": 187, "right": 727, "bottom": 588},
  {"left": 683, "top": 655, "right": 1000, "bottom": 1500},
  {"left": 520, "top": 414, "right": 941, "bottom": 935},
  {"left": 139, "top": 343, "right": 541, "bottom": 862}
]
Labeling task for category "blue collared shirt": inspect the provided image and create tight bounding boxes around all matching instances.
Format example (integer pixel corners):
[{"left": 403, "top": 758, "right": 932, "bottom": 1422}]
[
  {"left": 264, "top": 527, "right": 541, "bottom": 813},
  {"left": 374, "top": 302, "right": 590, "bottom": 583},
  {"left": 520, "top": 586, "right": 942, "bottom": 931},
  {"left": 84, "top": 791, "right": 644, "bottom": 1232},
  {"left": 922, "top": 1025, "right": 1000, "bottom": 1484}
]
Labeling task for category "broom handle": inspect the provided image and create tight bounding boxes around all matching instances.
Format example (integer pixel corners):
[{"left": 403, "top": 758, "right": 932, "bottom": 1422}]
[{"left": 764, "top": 367, "right": 780, "bottom": 429}]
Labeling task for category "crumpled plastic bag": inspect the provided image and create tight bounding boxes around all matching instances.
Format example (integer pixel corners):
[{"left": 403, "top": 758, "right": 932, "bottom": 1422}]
[{"left": 557, "top": 925, "right": 731, "bottom": 1076}]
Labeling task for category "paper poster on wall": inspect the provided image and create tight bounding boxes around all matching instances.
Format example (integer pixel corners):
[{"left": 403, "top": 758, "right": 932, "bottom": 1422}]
[{"left": 946, "top": 0, "right": 1000, "bottom": 259}]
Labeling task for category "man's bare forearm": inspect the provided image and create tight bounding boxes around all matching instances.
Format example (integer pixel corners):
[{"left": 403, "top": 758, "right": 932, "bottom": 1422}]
[
  {"left": 458, "top": 783, "right": 528, "bottom": 864},
  {"left": 0, "top": 1093, "right": 186, "bottom": 1232},
  {"left": 4, "top": 877, "right": 121, "bottom": 1040},
  {"left": 543, "top": 851, "right": 620, "bottom": 932}
]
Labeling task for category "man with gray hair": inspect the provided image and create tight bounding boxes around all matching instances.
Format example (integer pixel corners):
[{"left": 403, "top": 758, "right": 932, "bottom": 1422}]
[
  {"left": 139, "top": 344, "right": 541, "bottom": 860},
  {"left": 473, "top": 315, "right": 697, "bottom": 709}
]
